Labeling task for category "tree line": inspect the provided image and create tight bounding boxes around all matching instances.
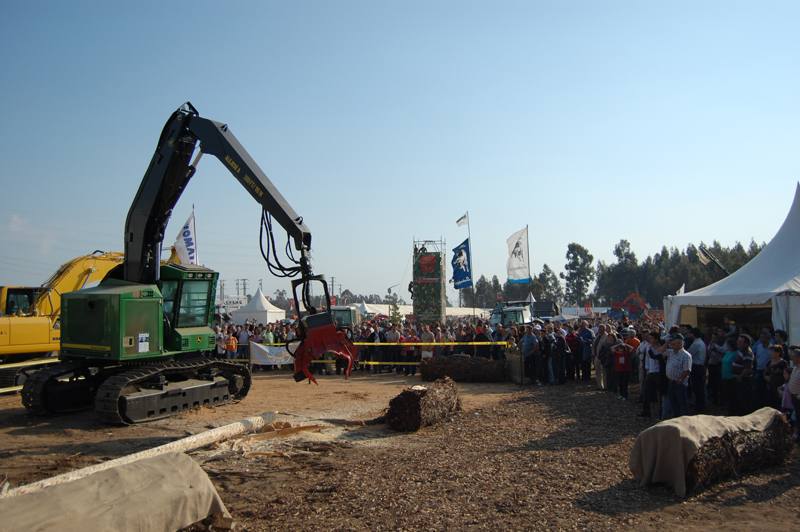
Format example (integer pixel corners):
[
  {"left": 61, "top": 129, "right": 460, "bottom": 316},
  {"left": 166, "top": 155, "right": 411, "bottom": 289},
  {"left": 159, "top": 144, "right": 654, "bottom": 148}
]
[{"left": 459, "top": 239, "right": 764, "bottom": 309}]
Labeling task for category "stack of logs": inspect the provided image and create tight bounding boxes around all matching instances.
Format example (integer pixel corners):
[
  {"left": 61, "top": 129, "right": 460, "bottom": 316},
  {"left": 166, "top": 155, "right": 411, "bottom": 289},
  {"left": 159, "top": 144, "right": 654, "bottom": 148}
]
[
  {"left": 686, "top": 414, "right": 794, "bottom": 492},
  {"left": 385, "top": 377, "right": 461, "bottom": 432}
]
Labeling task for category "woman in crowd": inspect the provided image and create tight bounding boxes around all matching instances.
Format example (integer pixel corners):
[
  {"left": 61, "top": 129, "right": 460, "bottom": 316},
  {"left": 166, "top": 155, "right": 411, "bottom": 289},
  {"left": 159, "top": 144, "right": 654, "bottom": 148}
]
[
  {"left": 731, "top": 334, "right": 755, "bottom": 415},
  {"left": 764, "top": 345, "right": 788, "bottom": 408},
  {"left": 639, "top": 331, "right": 663, "bottom": 418},
  {"left": 592, "top": 324, "right": 610, "bottom": 390}
]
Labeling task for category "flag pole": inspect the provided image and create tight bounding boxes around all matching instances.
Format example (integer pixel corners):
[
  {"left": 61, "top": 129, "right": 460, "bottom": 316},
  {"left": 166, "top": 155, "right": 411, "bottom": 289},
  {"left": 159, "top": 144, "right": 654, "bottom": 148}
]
[
  {"left": 467, "top": 211, "right": 475, "bottom": 318},
  {"left": 525, "top": 223, "right": 531, "bottom": 285}
]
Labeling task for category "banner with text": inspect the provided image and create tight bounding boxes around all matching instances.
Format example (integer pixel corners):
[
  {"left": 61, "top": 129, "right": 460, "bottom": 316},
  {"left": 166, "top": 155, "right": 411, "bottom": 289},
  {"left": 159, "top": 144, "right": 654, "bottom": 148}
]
[{"left": 173, "top": 211, "right": 199, "bottom": 265}]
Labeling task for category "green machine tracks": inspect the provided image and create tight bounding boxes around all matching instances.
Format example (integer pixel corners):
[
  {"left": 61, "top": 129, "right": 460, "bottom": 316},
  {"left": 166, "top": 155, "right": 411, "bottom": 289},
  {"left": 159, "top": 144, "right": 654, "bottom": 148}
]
[{"left": 22, "top": 357, "right": 251, "bottom": 424}]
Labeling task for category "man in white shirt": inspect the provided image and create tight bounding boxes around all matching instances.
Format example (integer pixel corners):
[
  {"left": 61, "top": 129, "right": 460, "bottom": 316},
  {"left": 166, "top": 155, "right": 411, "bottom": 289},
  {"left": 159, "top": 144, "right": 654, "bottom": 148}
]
[
  {"left": 237, "top": 326, "right": 251, "bottom": 359},
  {"left": 687, "top": 327, "right": 707, "bottom": 412},
  {"left": 666, "top": 333, "right": 692, "bottom": 418}
]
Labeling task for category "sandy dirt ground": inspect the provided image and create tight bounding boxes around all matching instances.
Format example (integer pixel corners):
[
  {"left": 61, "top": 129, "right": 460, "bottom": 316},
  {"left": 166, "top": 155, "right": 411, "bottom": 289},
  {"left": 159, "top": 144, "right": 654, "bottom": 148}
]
[{"left": 1, "top": 371, "right": 798, "bottom": 530}]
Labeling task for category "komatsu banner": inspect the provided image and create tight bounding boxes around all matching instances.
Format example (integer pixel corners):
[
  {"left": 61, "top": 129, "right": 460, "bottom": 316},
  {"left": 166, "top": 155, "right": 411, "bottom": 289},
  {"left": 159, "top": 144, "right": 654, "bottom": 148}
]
[
  {"left": 173, "top": 211, "right": 198, "bottom": 265},
  {"left": 451, "top": 238, "right": 473, "bottom": 289},
  {"left": 506, "top": 226, "right": 530, "bottom": 284}
]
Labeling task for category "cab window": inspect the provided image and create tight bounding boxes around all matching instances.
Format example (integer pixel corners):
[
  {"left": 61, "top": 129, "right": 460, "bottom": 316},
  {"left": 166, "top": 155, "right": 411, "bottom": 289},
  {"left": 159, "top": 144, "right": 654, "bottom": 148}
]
[
  {"left": 161, "top": 280, "right": 178, "bottom": 320},
  {"left": 5, "top": 288, "right": 36, "bottom": 315},
  {"left": 177, "top": 280, "right": 210, "bottom": 327}
]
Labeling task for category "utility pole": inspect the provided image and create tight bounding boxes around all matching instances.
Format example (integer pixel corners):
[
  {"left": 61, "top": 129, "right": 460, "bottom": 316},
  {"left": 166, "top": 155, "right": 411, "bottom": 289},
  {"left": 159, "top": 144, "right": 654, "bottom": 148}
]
[{"left": 241, "top": 279, "right": 249, "bottom": 298}]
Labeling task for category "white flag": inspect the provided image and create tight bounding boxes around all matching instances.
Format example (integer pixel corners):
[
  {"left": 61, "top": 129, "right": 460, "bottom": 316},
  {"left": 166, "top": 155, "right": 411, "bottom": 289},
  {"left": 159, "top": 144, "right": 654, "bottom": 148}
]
[
  {"left": 456, "top": 212, "right": 468, "bottom": 227},
  {"left": 676, "top": 284, "right": 685, "bottom": 295},
  {"left": 697, "top": 248, "right": 711, "bottom": 266},
  {"left": 173, "top": 211, "right": 199, "bottom": 265},
  {"left": 506, "top": 226, "right": 529, "bottom": 283}
]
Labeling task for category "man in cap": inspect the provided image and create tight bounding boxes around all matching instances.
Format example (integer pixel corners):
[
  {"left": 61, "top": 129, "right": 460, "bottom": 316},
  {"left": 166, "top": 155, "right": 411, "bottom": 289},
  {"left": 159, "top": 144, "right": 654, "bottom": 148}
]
[{"left": 665, "top": 333, "right": 692, "bottom": 417}]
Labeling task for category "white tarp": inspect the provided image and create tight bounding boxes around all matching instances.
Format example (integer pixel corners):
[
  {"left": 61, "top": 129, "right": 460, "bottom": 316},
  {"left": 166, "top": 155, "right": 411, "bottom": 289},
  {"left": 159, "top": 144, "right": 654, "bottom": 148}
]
[
  {"left": 230, "top": 288, "right": 286, "bottom": 325},
  {"left": 0, "top": 452, "right": 229, "bottom": 532},
  {"left": 665, "top": 183, "right": 800, "bottom": 340},
  {"left": 250, "top": 341, "right": 293, "bottom": 366}
]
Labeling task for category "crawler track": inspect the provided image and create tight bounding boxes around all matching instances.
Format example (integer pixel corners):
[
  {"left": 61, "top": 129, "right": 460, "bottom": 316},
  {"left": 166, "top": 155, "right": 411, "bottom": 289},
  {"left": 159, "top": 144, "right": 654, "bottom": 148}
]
[
  {"left": 22, "top": 357, "right": 251, "bottom": 424},
  {"left": 94, "top": 358, "right": 251, "bottom": 424}
]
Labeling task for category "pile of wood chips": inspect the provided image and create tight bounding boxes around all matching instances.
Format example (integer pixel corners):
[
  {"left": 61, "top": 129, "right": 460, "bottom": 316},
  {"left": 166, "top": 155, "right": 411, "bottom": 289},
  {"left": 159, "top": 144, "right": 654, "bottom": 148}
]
[
  {"left": 420, "top": 354, "right": 505, "bottom": 382},
  {"left": 686, "top": 414, "right": 794, "bottom": 492},
  {"left": 385, "top": 377, "right": 461, "bottom": 432}
]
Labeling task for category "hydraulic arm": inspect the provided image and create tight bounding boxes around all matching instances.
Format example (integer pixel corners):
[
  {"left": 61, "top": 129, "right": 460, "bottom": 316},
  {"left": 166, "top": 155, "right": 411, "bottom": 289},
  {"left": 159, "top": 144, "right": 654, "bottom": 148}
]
[{"left": 123, "top": 103, "right": 356, "bottom": 381}]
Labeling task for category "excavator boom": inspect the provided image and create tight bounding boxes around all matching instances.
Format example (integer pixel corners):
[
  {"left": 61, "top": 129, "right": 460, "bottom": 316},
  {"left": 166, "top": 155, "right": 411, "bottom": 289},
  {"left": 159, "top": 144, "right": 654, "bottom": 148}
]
[{"left": 124, "top": 103, "right": 311, "bottom": 284}]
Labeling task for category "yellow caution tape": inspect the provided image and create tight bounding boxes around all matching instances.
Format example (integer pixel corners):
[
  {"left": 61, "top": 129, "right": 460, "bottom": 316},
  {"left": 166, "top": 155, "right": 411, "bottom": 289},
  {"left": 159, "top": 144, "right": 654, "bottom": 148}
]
[{"left": 247, "top": 342, "right": 508, "bottom": 347}]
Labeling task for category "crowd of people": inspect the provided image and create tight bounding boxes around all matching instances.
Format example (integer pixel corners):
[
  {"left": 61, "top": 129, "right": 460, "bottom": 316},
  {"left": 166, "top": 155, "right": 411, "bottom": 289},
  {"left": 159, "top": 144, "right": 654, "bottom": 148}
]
[
  {"left": 213, "top": 321, "right": 297, "bottom": 359},
  {"left": 212, "top": 313, "right": 800, "bottom": 442}
]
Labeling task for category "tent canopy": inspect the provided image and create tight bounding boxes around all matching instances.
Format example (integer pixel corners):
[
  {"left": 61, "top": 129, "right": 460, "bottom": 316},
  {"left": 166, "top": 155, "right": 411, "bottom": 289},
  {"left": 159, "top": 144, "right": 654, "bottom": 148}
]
[
  {"left": 665, "top": 183, "right": 800, "bottom": 337},
  {"left": 230, "top": 288, "right": 286, "bottom": 325}
]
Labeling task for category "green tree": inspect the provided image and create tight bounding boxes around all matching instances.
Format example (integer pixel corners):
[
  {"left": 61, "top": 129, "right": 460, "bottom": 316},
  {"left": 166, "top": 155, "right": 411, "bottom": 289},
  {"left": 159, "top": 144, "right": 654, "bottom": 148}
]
[
  {"left": 389, "top": 300, "right": 402, "bottom": 326},
  {"left": 490, "top": 275, "right": 503, "bottom": 303},
  {"left": 561, "top": 243, "right": 595, "bottom": 305},
  {"left": 473, "top": 275, "right": 491, "bottom": 308},
  {"left": 594, "top": 239, "right": 639, "bottom": 305},
  {"left": 536, "top": 264, "right": 564, "bottom": 304}
]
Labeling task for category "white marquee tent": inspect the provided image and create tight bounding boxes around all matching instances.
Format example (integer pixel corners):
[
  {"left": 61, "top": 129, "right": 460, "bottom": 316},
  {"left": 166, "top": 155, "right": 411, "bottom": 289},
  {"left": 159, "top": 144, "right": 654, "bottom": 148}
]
[
  {"left": 664, "top": 183, "right": 800, "bottom": 342},
  {"left": 230, "top": 288, "right": 286, "bottom": 325}
]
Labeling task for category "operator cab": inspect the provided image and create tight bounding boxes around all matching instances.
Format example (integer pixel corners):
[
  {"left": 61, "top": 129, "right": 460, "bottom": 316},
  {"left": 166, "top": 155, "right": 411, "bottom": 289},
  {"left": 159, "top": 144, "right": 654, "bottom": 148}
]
[
  {"left": 159, "top": 264, "right": 218, "bottom": 351},
  {"left": 1, "top": 287, "right": 39, "bottom": 316}
]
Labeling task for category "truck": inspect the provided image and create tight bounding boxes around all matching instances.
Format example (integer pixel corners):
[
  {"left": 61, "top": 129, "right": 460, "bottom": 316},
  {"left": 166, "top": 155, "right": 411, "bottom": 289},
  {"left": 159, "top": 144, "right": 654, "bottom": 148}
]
[
  {"left": 22, "top": 102, "right": 357, "bottom": 424},
  {"left": 330, "top": 305, "right": 361, "bottom": 331},
  {"left": 489, "top": 301, "right": 533, "bottom": 327}
]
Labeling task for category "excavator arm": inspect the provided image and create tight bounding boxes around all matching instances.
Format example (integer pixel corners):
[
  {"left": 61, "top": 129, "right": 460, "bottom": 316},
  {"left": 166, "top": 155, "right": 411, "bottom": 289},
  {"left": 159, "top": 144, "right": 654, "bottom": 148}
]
[
  {"left": 124, "top": 103, "right": 311, "bottom": 283},
  {"left": 123, "top": 102, "right": 356, "bottom": 381}
]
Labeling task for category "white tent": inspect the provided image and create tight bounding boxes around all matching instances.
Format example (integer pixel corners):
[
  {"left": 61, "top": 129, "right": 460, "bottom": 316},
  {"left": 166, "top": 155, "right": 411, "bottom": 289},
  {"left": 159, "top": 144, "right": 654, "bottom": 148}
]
[
  {"left": 230, "top": 288, "right": 286, "bottom": 325},
  {"left": 664, "top": 183, "right": 800, "bottom": 341}
]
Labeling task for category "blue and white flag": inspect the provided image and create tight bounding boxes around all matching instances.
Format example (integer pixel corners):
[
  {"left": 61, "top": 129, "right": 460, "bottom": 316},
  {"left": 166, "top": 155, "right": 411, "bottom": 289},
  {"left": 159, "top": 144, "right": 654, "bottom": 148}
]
[
  {"left": 451, "top": 238, "right": 473, "bottom": 289},
  {"left": 173, "top": 211, "right": 199, "bottom": 265}
]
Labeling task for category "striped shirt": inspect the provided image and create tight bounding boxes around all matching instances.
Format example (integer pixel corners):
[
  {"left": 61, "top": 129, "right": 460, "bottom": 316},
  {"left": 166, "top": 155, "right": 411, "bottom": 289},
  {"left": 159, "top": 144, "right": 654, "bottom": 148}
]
[{"left": 666, "top": 348, "right": 692, "bottom": 385}]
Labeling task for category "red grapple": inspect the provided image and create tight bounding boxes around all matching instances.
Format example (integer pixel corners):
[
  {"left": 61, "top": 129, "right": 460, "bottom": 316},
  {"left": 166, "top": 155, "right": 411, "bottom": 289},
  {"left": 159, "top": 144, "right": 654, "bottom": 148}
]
[{"left": 292, "top": 318, "right": 359, "bottom": 384}]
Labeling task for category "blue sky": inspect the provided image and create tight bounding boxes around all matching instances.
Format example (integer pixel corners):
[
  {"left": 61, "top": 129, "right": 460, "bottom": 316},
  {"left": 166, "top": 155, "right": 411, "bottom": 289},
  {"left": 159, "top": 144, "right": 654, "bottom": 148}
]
[{"left": 1, "top": 1, "right": 798, "bottom": 302}]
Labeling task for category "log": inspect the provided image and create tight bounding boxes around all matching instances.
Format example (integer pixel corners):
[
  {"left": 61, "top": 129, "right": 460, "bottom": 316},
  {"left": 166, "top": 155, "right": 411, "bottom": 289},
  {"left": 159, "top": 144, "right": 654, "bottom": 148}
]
[
  {"left": 420, "top": 354, "right": 505, "bottom": 382},
  {"left": 385, "top": 377, "right": 461, "bottom": 432},
  {"left": 686, "top": 414, "right": 794, "bottom": 492},
  {"left": 1, "top": 411, "right": 276, "bottom": 499}
]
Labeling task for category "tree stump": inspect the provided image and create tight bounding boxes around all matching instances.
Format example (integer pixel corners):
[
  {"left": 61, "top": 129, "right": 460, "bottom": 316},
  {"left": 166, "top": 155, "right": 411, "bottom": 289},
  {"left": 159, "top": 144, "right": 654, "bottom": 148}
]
[
  {"left": 686, "top": 414, "right": 794, "bottom": 493},
  {"left": 386, "top": 377, "right": 461, "bottom": 432},
  {"left": 420, "top": 355, "right": 505, "bottom": 382}
]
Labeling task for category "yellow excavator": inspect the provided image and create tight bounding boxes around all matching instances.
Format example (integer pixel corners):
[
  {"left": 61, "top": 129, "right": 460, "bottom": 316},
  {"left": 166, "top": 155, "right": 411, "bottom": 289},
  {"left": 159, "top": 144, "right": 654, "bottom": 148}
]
[{"left": 0, "top": 251, "right": 123, "bottom": 387}]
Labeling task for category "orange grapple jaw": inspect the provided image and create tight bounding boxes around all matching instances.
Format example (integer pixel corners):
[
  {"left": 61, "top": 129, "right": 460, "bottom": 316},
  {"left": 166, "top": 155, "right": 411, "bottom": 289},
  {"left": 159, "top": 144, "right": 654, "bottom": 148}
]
[{"left": 292, "top": 324, "right": 359, "bottom": 384}]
